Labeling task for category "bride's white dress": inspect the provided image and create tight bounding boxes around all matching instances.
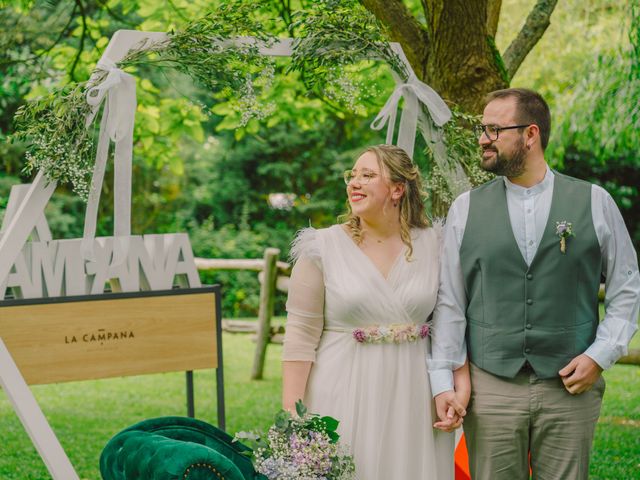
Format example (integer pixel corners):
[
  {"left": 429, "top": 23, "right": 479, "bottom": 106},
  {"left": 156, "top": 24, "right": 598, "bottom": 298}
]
[{"left": 284, "top": 224, "right": 454, "bottom": 480}]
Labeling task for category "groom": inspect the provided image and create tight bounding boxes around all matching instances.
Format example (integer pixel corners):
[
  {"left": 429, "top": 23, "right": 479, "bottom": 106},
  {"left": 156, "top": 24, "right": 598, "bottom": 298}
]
[{"left": 428, "top": 88, "right": 640, "bottom": 479}]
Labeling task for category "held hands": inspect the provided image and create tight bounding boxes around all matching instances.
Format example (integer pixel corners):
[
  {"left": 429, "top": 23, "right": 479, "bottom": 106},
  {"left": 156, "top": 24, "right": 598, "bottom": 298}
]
[
  {"left": 433, "top": 390, "right": 467, "bottom": 432},
  {"left": 559, "top": 354, "right": 603, "bottom": 395}
]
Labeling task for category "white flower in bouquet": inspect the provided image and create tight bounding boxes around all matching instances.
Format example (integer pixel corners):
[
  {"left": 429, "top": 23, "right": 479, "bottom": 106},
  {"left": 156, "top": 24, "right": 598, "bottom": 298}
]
[{"left": 235, "top": 401, "right": 355, "bottom": 480}]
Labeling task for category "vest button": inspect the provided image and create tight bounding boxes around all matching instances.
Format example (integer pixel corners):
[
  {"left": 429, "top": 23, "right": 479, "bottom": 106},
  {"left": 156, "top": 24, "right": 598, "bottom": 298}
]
[
  {"left": 526, "top": 323, "right": 532, "bottom": 329},
  {"left": 526, "top": 273, "right": 533, "bottom": 280},
  {"left": 525, "top": 348, "right": 531, "bottom": 353},
  {"left": 526, "top": 299, "right": 533, "bottom": 305}
]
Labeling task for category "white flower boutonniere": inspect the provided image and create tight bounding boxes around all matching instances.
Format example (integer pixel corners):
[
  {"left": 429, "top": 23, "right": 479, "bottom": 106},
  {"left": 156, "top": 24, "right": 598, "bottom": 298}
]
[{"left": 555, "top": 221, "right": 574, "bottom": 254}]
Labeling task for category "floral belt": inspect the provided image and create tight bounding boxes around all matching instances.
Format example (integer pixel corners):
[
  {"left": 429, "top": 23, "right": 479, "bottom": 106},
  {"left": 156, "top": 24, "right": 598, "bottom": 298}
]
[{"left": 326, "top": 323, "right": 430, "bottom": 344}]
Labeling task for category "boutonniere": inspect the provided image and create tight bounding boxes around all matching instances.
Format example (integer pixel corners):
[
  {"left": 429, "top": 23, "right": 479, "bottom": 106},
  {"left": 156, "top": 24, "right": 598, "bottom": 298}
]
[{"left": 555, "top": 221, "right": 574, "bottom": 254}]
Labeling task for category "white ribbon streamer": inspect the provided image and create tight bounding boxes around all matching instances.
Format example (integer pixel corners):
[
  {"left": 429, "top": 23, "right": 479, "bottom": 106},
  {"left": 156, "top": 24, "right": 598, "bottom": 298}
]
[
  {"left": 82, "top": 59, "right": 136, "bottom": 264},
  {"left": 371, "top": 74, "right": 451, "bottom": 157}
]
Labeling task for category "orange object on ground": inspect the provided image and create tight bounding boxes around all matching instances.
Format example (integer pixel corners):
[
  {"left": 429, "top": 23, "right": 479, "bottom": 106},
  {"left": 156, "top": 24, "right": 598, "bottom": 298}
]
[{"left": 454, "top": 434, "right": 471, "bottom": 480}]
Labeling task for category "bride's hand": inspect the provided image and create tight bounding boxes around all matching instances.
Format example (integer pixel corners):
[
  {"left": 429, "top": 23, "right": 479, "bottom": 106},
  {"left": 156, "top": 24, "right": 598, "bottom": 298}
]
[
  {"left": 433, "top": 406, "right": 463, "bottom": 432},
  {"left": 433, "top": 390, "right": 466, "bottom": 432}
]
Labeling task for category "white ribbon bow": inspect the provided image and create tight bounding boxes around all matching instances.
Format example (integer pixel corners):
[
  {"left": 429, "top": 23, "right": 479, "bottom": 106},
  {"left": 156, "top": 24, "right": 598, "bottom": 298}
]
[
  {"left": 82, "top": 59, "right": 136, "bottom": 264},
  {"left": 371, "top": 74, "right": 451, "bottom": 157}
]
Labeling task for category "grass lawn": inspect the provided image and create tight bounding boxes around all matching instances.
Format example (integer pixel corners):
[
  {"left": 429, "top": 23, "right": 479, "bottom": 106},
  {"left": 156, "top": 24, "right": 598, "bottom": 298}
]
[
  {"left": 1, "top": 331, "right": 639, "bottom": 479},
  {"left": 0, "top": 333, "right": 282, "bottom": 479}
]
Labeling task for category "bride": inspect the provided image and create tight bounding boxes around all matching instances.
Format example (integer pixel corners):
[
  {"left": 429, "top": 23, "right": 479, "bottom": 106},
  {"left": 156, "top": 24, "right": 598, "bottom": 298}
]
[{"left": 282, "top": 144, "right": 469, "bottom": 479}]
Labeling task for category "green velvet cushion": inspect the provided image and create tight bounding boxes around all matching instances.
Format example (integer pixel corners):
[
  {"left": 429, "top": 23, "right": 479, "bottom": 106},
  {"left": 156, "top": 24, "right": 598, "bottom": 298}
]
[{"left": 100, "top": 416, "right": 267, "bottom": 480}]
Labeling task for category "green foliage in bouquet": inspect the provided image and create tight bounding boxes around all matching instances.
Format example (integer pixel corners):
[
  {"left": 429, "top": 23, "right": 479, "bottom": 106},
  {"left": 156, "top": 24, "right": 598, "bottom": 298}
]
[{"left": 235, "top": 400, "right": 355, "bottom": 480}]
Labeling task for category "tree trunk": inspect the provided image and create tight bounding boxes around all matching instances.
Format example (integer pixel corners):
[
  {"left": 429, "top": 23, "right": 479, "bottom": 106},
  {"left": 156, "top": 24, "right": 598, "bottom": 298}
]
[
  {"left": 425, "top": 0, "right": 508, "bottom": 113},
  {"left": 361, "top": 0, "right": 558, "bottom": 114}
]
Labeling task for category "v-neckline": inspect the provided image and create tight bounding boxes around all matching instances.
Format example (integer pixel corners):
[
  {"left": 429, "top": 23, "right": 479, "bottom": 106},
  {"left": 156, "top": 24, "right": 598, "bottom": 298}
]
[{"left": 337, "top": 225, "right": 406, "bottom": 282}]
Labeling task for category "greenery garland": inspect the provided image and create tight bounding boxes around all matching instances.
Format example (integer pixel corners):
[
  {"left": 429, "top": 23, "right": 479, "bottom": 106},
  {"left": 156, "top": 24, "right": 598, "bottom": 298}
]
[
  {"left": 13, "top": 82, "right": 95, "bottom": 199},
  {"left": 7, "top": 0, "right": 414, "bottom": 201},
  {"left": 289, "top": 0, "right": 406, "bottom": 97},
  {"left": 11, "top": 2, "right": 277, "bottom": 200}
]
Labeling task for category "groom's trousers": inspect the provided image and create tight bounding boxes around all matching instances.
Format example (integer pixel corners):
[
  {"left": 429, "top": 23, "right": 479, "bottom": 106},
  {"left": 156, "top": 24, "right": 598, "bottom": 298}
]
[{"left": 463, "top": 363, "right": 605, "bottom": 480}]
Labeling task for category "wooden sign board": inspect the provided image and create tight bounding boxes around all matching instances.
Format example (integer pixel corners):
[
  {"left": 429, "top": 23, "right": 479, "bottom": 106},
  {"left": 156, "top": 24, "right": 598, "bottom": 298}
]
[{"left": 0, "top": 287, "right": 218, "bottom": 385}]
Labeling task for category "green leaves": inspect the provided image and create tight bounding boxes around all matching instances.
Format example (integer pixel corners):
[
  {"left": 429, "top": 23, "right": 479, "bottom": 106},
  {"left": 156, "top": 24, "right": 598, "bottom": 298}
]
[
  {"left": 274, "top": 409, "right": 291, "bottom": 432},
  {"left": 270, "top": 401, "right": 341, "bottom": 443},
  {"left": 10, "top": 1, "right": 279, "bottom": 198},
  {"left": 321, "top": 415, "right": 339, "bottom": 431},
  {"left": 540, "top": 2, "right": 640, "bottom": 249},
  {"left": 233, "top": 430, "right": 270, "bottom": 459},
  {"left": 9, "top": 0, "right": 405, "bottom": 208},
  {"left": 295, "top": 399, "right": 307, "bottom": 418},
  {"left": 288, "top": 0, "right": 405, "bottom": 111},
  {"left": 320, "top": 416, "right": 340, "bottom": 443}
]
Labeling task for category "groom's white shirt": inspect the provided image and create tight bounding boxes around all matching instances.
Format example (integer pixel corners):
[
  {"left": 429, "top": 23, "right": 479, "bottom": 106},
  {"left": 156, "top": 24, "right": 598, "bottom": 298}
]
[{"left": 428, "top": 167, "right": 640, "bottom": 396}]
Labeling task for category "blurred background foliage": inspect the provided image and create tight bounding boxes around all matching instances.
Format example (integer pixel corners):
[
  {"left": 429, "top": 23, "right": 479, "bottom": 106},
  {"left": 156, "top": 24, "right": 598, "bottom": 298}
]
[{"left": 0, "top": 0, "right": 637, "bottom": 317}]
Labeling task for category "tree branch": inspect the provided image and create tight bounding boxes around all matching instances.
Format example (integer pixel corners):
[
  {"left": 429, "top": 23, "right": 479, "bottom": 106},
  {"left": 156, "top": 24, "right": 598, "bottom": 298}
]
[
  {"left": 96, "top": 0, "right": 139, "bottom": 26},
  {"left": 503, "top": 0, "right": 558, "bottom": 80},
  {"left": 167, "top": 0, "right": 189, "bottom": 23},
  {"left": 486, "top": 0, "right": 502, "bottom": 38},
  {"left": 38, "top": 2, "right": 78, "bottom": 60},
  {"left": 421, "top": 0, "right": 429, "bottom": 22},
  {"left": 69, "top": 0, "right": 87, "bottom": 82},
  {"left": 421, "top": 0, "right": 444, "bottom": 39},
  {"left": 360, "top": 0, "right": 429, "bottom": 78},
  {"left": 278, "top": 0, "right": 292, "bottom": 27}
]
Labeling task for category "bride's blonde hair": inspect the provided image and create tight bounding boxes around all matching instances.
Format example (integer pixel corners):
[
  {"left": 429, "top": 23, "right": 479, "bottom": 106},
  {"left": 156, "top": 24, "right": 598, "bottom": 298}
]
[{"left": 341, "top": 144, "right": 429, "bottom": 258}]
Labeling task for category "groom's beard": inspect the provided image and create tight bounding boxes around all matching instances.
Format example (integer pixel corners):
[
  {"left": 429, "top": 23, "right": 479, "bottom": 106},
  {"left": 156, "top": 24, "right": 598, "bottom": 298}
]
[{"left": 481, "top": 141, "right": 527, "bottom": 177}]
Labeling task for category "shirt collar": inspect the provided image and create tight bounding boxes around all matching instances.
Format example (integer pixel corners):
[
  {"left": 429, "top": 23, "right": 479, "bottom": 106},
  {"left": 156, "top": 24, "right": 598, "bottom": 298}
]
[{"left": 503, "top": 166, "right": 554, "bottom": 198}]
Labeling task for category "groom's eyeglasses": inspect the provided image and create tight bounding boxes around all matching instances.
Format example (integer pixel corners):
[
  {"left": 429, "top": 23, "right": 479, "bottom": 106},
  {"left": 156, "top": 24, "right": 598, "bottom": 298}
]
[{"left": 474, "top": 124, "right": 530, "bottom": 141}]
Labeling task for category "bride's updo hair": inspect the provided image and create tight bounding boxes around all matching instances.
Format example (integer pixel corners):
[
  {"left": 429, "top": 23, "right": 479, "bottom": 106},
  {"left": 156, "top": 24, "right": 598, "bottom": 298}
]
[{"left": 343, "top": 144, "right": 429, "bottom": 258}]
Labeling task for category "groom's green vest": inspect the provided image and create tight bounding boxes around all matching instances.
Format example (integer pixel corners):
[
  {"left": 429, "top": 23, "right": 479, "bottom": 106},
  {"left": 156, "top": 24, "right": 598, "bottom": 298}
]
[{"left": 460, "top": 173, "right": 601, "bottom": 379}]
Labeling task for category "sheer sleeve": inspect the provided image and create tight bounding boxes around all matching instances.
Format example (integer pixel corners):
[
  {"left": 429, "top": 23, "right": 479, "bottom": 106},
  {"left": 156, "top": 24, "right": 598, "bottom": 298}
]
[{"left": 282, "top": 228, "right": 325, "bottom": 362}]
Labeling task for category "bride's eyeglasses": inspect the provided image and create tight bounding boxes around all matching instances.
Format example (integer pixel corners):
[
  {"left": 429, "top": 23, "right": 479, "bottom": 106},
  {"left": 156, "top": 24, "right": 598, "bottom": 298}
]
[{"left": 343, "top": 169, "right": 379, "bottom": 185}]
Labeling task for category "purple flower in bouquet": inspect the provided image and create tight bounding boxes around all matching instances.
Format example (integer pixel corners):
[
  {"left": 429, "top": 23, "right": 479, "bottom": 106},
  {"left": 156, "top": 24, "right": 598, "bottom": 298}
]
[
  {"left": 289, "top": 431, "right": 332, "bottom": 473},
  {"left": 235, "top": 401, "right": 355, "bottom": 480}
]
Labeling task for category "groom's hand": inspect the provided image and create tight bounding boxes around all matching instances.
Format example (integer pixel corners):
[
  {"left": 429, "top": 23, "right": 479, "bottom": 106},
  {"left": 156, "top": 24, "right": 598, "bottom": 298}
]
[
  {"left": 433, "top": 390, "right": 466, "bottom": 432},
  {"left": 559, "top": 354, "right": 603, "bottom": 395}
]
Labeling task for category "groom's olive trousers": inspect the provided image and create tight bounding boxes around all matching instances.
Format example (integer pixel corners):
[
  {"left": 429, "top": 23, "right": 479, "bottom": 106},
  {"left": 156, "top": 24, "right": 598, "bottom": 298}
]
[{"left": 464, "top": 363, "right": 605, "bottom": 480}]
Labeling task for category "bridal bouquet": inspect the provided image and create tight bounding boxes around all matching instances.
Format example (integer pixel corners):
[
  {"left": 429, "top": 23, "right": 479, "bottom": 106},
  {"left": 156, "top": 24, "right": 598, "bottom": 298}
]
[{"left": 235, "top": 401, "right": 355, "bottom": 480}]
